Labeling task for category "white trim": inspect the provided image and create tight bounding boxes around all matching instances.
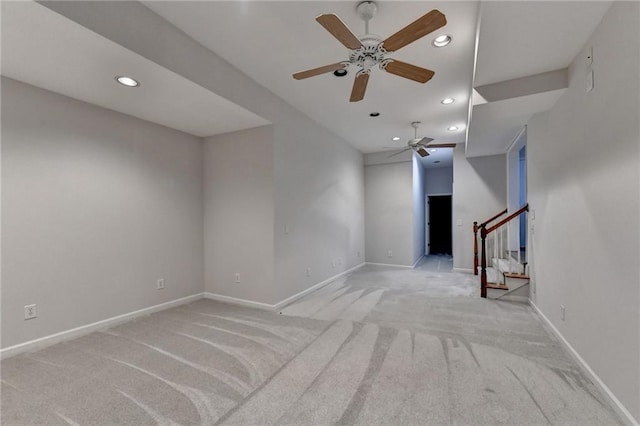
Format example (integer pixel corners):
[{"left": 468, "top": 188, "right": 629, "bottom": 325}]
[
  {"left": 203, "top": 292, "right": 275, "bottom": 311},
  {"left": 411, "top": 255, "right": 425, "bottom": 269},
  {"left": 453, "top": 267, "right": 474, "bottom": 274},
  {"left": 0, "top": 293, "right": 204, "bottom": 360},
  {"left": 204, "top": 263, "right": 367, "bottom": 312},
  {"left": 275, "top": 263, "right": 364, "bottom": 310},
  {"left": 365, "top": 262, "right": 413, "bottom": 269},
  {"left": 529, "top": 299, "right": 639, "bottom": 426}
]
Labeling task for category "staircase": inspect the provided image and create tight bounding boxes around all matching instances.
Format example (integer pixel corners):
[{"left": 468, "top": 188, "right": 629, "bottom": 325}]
[{"left": 473, "top": 205, "right": 530, "bottom": 300}]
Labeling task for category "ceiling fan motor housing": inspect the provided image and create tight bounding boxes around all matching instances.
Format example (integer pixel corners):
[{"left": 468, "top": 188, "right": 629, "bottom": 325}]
[{"left": 349, "top": 36, "right": 388, "bottom": 73}]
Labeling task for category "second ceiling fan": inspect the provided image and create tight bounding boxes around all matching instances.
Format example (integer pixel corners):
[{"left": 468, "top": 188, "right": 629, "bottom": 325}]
[{"left": 293, "top": 1, "right": 447, "bottom": 102}]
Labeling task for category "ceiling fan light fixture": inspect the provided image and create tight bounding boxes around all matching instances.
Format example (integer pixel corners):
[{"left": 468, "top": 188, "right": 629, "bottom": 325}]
[
  {"left": 432, "top": 34, "right": 452, "bottom": 48},
  {"left": 333, "top": 69, "right": 348, "bottom": 77},
  {"left": 441, "top": 97, "right": 455, "bottom": 105},
  {"left": 115, "top": 76, "right": 140, "bottom": 87}
]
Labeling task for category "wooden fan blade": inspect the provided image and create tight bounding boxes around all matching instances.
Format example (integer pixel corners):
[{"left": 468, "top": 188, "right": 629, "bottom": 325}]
[
  {"left": 416, "top": 147, "right": 430, "bottom": 157},
  {"left": 350, "top": 72, "right": 370, "bottom": 102},
  {"left": 384, "top": 60, "right": 434, "bottom": 83},
  {"left": 293, "top": 63, "right": 346, "bottom": 80},
  {"left": 316, "top": 14, "right": 362, "bottom": 50},
  {"left": 382, "top": 9, "right": 446, "bottom": 52},
  {"left": 426, "top": 143, "right": 457, "bottom": 148},
  {"left": 388, "top": 147, "right": 413, "bottom": 158}
]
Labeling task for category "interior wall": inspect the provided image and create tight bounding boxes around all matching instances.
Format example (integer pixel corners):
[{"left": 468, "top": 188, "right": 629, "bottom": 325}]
[
  {"left": 425, "top": 166, "right": 453, "bottom": 195},
  {"left": 203, "top": 126, "right": 275, "bottom": 303},
  {"left": 527, "top": 2, "right": 639, "bottom": 420},
  {"left": 364, "top": 155, "right": 414, "bottom": 266},
  {"left": 41, "top": 1, "right": 366, "bottom": 306},
  {"left": 452, "top": 146, "right": 506, "bottom": 271},
  {"left": 1, "top": 78, "right": 204, "bottom": 349},
  {"left": 412, "top": 155, "right": 426, "bottom": 263}
]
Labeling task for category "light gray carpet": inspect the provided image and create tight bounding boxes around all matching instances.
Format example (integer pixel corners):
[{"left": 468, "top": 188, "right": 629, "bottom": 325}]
[{"left": 1, "top": 258, "right": 623, "bottom": 425}]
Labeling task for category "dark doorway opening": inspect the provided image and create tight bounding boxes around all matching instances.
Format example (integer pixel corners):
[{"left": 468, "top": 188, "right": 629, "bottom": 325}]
[{"left": 428, "top": 195, "right": 452, "bottom": 255}]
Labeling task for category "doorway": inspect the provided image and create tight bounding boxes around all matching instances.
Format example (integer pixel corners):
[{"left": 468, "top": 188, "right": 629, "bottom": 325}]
[{"left": 428, "top": 195, "right": 452, "bottom": 254}]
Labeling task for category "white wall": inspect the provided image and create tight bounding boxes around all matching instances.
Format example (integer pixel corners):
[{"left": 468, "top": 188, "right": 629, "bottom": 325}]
[
  {"left": 452, "top": 146, "right": 506, "bottom": 271},
  {"left": 1, "top": 78, "right": 204, "bottom": 348},
  {"left": 412, "top": 155, "right": 426, "bottom": 263},
  {"left": 41, "top": 2, "right": 366, "bottom": 306},
  {"left": 425, "top": 166, "right": 453, "bottom": 195},
  {"left": 203, "top": 126, "right": 275, "bottom": 303},
  {"left": 364, "top": 156, "right": 414, "bottom": 266},
  {"left": 527, "top": 2, "right": 639, "bottom": 420}
]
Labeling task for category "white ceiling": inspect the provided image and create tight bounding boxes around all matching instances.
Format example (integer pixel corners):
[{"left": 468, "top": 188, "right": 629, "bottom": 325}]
[
  {"left": 466, "top": 89, "right": 565, "bottom": 157},
  {"left": 467, "top": 0, "right": 611, "bottom": 156},
  {"left": 143, "top": 1, "right": 479, "bottom": 153},
  {"left": 1, "top": 1, "right": 270, "bottom": 138},
  {"left": 2, "top": 1, "right": 613, "bottom": 159},
  {"left": 475, "top": 1, "right": 612, "bottom": 86}
]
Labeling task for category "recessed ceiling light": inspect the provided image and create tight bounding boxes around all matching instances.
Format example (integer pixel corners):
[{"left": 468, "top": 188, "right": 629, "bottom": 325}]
[
  {"left": 429, "top": 149, "right": 437, "bottom": 152},
  {"left": 432, "top": 35, "right": 452, "bottom": 48},
  {"left": 369, "top": 112, "right": 380, "bottom": 117},
  {"left": 115, "top": 76, "right": 140, "bottom": 87},
  {"left": 392, "top": 136, "right": 400, "bottom": 141},
  {"left": 441, "top": 97, "right": 455, "bottom": 105},
  {"left": 333, "top": 69, "right": 348, "bottom": 77},
  {"left": 448, "top": 126, "right": 458, "bottom": 131}
]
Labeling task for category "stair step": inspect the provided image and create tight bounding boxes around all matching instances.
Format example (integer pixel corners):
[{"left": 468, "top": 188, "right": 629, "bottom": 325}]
[
  {"left": 504, "top": 273, "right": 529, "bottom": 279},
  {"left": 486, "top": 283, "right": 509, "bottom": 290}
]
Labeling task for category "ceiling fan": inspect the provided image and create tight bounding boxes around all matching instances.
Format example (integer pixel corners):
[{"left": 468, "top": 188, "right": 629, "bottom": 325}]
[
  {"left": 388, "top": 122, "right": 458, "bottom": 158},
  {"left": 292, "top": 1, "right": 447, "bottom": 102},
  {"left": 389, "top": 121, "right": 433, "bottom": 158}
]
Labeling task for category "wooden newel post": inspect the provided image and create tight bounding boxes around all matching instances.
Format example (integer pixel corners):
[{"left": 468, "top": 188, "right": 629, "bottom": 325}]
[
  {"left": 480, "top": 225, "right": 488, "bottom": 298},
  {"left": 473, "top": 221, "right": 479, "bottom": 275}
]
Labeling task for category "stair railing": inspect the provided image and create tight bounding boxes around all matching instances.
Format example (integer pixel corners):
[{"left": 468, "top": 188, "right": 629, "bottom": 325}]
[
  {"left": 480, "top": 204, "right": 529, "bottom": 298},
  {"left": 473, "top": 208, "right": 507, "bottom": 275}
]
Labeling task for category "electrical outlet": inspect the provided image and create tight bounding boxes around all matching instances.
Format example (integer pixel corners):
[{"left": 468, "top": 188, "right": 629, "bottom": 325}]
[
  {"left": 388, "top": 250, "right": 393, "bottom": 258},
  {"left": 560, "top": 305, "right": 566, "bottom": 321},
  {"left": 24, "top": 304, "right": 37, "bottom": 320},
  {"left": 157, "top": 278, "right": 165, "bottom": 290},
  {"left": 306, "top": 267, "right": 311, "bottom": 277},
  {"left": 235, "top": 272, "right": 241, "bottom": 283}
]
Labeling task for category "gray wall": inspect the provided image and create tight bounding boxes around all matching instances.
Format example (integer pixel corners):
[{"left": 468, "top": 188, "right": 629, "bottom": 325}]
[
  {"left": 364, "top": 157, "right": 414, "bottom": 266},
  {"left": 452, "top": 146, "right": 506, "bottom": 271},
  {"left": 527, "top": 2, "right": 640, "bottom": 419},
  {"left": 41, "top": 1, "right": 365, "bottom": 307},
  {"left": 412, "top": 155, "right": 426, "bottom": 263},
  {"left": 425, "top": 166, "right": 453, "bottom": 195},
  {"left": 203, "top": 126, "right": 275, "bottom": 303},
  {"left": 1, "top": 78, "right": 204, "bottom": 348}
]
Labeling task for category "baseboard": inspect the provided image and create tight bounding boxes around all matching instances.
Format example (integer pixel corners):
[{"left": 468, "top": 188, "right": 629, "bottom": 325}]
[
  {"left": 529, "top": 299, "right": 638, "bottom": 425},
  {"left": 411, "top": 255, "right": 425, "bottom": 269},
  {"left": 0, "top": 293, "right": 204, "bottom": 360},
  {"left": 204, "top": 262, "right": 366, "bottom": 312},
  {"left": 203, "top": 292, "right": 276, "bottom": 311},
  {"left": 274, "top": 263, "right": 365, "bottom": 310},
  {"left": 453, "top": 267, "right": 474, "bottom": 274},
  {"left": 365, "top": 262, "right": 413, "bottom": 269}
]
